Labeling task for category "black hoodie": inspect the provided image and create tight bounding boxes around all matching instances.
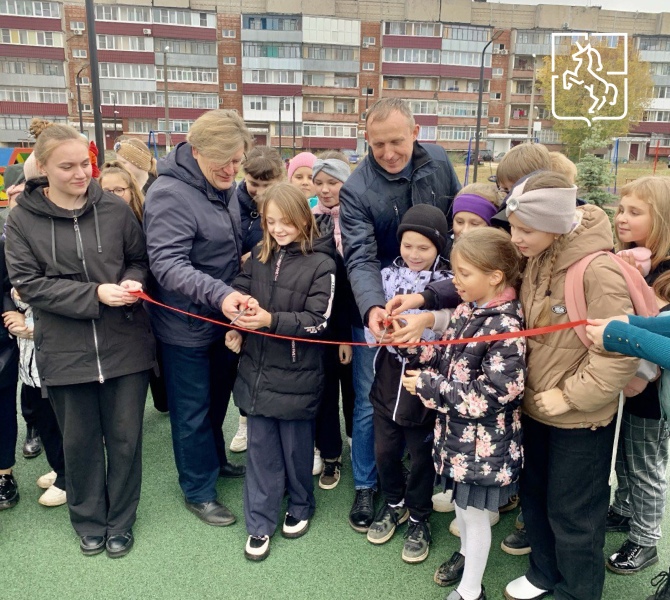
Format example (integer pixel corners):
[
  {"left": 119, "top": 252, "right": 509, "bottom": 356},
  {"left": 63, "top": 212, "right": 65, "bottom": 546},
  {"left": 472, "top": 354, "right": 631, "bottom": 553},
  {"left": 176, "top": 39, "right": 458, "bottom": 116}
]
[{"left": 5, "top": 177, "right": 155, "bottom": 387}]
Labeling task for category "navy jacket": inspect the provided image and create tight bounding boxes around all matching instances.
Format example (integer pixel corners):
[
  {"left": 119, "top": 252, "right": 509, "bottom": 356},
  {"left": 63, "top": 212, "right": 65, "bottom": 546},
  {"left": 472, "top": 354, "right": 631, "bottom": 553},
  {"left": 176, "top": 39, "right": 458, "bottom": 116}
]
[
  {"left": 339, "top": 142, "right": 461, "bottom": 323},
  {"left": 143, "top": 142, "right": 242, "bottom": 347},
  {"left": 236, "top": 180, "right": 263, "bottom": 255}
]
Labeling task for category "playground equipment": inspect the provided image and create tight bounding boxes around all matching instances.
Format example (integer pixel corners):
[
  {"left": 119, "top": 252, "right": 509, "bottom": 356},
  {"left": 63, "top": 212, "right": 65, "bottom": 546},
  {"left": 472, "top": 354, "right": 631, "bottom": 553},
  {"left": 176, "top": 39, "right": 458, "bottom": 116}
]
[{"left": 0, "top": 147, "right": 33, "bottom": 205}]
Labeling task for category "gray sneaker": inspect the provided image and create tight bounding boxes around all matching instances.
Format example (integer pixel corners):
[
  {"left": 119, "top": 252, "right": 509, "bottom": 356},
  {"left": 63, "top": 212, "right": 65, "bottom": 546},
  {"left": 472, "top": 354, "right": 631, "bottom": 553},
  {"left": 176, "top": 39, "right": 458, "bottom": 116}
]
[
  {"left": 402, "top": 519, "right": 431, "bottom": 563},
  {"left": 366, "top": 503, "right": 409, "bottom": 545}
]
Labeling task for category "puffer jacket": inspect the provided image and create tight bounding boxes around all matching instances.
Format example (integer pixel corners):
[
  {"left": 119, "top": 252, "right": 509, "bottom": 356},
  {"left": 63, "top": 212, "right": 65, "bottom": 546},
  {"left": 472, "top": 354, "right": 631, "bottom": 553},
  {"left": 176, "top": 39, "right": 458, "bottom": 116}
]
[
  {"left": 143, "top": 142, "right": 242, "bottom": 347},
  {"left": 232, "top": 230, "right": 337, "bottom": 421},
  {"left": 5, "top": 178, "right": 155, "bottom": 387},
  {"left": 521, "top": 204, "right": 639, "bottom": 429},
  {"left": 236, "top": 180, "right": 263, "bottom": 255},
  {"left": 340, "top": 142, "right": 461, "bottom": 322},
  {"left": 403, "top": 289, "right": 526, "bottom": 487}
]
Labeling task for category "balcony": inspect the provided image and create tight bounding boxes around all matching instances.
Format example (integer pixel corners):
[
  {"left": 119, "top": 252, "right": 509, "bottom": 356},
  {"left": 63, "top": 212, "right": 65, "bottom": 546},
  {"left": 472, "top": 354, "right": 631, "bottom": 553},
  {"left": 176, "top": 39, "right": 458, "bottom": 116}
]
[
  {"left": 304, "top": 85, "right": 358, "bottom": 97},
  {"left": 302, "top": 111, "right": 358, "bottom": 122}
]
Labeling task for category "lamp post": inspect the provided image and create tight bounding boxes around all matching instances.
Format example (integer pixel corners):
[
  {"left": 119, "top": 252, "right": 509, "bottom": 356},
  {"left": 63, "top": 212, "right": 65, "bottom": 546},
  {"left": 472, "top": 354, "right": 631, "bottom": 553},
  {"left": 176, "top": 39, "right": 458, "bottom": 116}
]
[
  {"left": 75, "top": 64, "right": 88, "bottom": 134},
  {"left": 163, "top": 46, "right": 171, "bottom": 153},
  {"left": 292, "top": 95, "right": 296, "bottom": 157},
  {"left": 526, "top": 53, "right": 537, "bottom": 142},
  {"left": 84, "top": 0, "right": 104, "bottom": 162},
  {"left": 473, "top": 30, "right": 503, "bottom": 183},
  {"left": 110, "top": 93, "right": 117, "bottom": 148},
  {"left": 278, "top": 98, "right": 283, "bottom": 158},
  {"left": 278, "top": 95, "right": 297, "bottom": 158},
  {"left": 363, "top": 86, "right": 371, "bottom": 153}
]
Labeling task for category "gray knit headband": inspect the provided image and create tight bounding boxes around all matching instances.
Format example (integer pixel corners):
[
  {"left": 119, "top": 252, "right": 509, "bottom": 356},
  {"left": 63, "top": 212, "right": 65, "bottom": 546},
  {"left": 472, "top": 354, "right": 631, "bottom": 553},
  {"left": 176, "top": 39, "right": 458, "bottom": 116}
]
[
  {"left": 505, "top": 179, "right": 578, "bottom": 234},
  {"left": 312, "top": 159, "right": 350, "bottom": 184}
]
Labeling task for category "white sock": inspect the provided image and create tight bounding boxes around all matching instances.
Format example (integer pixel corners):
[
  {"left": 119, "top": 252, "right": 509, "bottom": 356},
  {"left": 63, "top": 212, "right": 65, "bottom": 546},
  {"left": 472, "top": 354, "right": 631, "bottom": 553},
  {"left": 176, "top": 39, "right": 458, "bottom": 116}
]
[
  {"left": 389, "top": 500, "right": 405, "bottom": 509},
  {"left": 455, "top": 504, "right": 467, "bottom": 555},
  {"left": 455, "top": 505, "right": 492, "bottom": 600}
]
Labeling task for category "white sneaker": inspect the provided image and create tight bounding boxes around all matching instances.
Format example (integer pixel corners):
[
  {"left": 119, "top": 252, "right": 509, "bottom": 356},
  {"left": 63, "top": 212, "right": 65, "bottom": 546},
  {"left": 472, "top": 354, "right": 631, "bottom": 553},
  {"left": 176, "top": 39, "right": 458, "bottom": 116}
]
[
  {"left": 312, "top": 448, "right": 323, "bottom": 476},
  {"left": 432, "top": 490, "right": 455, "bottom": 513},
  {"left": 229, "top": 416, "right": 247, "bottom": 452},
  {"left": 449, "top": 510, "right": 499, "bottom": 537},
  {"left": 281, "top": 513, "right": 310, "bottom": 538},
  {"left": 38, "top": 485, "right": 67, "bottom": 507},
  {"left": 244, "top": 535, "right": 270, "bottom": 561},
  {"left": 36, "top": 470, "right": 57, "bottom": 489},
  {"left": 504, "top": 575, "right": 549, "bottom": 600}
]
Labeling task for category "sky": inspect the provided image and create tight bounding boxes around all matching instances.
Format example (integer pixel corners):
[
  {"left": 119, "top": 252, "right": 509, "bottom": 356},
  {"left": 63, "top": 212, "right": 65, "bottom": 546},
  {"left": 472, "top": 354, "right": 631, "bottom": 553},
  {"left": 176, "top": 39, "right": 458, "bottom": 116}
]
[{"left": 490, "top": 0, "right": 667, "bottom": 13}]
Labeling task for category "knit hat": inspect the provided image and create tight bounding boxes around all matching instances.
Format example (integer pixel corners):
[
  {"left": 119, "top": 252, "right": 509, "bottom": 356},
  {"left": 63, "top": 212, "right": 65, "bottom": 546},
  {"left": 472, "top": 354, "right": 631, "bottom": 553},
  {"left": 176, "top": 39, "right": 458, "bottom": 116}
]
[
  {"left": 312, "top": 159, "right": 350, "bottom": 184},
  {"left": 3, "top": 164, "right": 25, "bottom": 191},
  {"left": 22, "top": 153, "right": 40, "bottom": 181},
  {"left": 114, "top": 138, "right": 153, "bottom": 173},
  {"left": 501, "top": 178, "right": 578, "bottom": 234},
  {"left": 452, "top": 194, "right": 499, "bottom": 225},
  {"left": 287, "top": 152, "right": 317, "bottom": 181},
  {"left": 397, "top": 204, "right": 449, "bottom": 253}
]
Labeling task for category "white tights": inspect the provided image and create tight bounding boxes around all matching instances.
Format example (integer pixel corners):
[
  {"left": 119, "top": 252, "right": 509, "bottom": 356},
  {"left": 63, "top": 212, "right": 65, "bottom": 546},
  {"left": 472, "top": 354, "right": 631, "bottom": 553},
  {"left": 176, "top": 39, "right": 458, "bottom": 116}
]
[{"left": 454, "top": 505, "right": 492, "bottom": 600}]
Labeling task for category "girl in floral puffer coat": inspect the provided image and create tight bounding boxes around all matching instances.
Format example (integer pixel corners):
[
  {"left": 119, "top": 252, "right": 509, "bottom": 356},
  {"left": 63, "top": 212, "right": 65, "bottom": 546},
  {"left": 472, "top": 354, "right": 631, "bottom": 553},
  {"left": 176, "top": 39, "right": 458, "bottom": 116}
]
[{"left": 402, "top": 228, "right": 526, "bottom": 600}]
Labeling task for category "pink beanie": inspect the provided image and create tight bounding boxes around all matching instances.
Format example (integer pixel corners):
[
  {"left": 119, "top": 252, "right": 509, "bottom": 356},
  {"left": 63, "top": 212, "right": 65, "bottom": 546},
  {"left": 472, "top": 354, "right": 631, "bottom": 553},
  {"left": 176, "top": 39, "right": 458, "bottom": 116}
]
[{"left": 287, "top": 152, "right": 317, "bottom": 181}]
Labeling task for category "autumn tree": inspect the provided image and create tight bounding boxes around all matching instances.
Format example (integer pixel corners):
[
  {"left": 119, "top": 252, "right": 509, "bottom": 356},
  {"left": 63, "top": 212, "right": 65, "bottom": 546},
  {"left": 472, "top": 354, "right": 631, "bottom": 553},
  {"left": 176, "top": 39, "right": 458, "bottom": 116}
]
[{"left": 536, "top": 39, "right": 653, "bottom": 158}]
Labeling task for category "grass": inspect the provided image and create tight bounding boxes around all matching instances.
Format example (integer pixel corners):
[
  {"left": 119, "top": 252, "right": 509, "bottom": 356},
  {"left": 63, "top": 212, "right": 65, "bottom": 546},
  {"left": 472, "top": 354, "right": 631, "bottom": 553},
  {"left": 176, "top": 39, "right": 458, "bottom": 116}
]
[{"left": 3, "top": 398, "right": 667, "bottom": 600}]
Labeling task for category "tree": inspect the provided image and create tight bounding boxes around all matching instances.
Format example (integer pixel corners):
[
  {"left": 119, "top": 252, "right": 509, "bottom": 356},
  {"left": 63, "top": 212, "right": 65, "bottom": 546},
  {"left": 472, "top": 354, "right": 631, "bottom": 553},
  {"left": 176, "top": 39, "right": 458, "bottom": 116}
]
[
  {"left": 576, "top": 153, "right": 616, "bottom": 209},
  {"left": 536, "top": 40, "right": 653, "bottom": 158}
]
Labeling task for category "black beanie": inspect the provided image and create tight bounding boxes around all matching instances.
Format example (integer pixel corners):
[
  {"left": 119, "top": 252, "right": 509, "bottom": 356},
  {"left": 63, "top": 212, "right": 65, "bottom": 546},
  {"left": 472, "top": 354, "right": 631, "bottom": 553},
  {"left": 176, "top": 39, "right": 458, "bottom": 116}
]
[{"left": 396, "top": 204, "right": 449, "bottom": 253}]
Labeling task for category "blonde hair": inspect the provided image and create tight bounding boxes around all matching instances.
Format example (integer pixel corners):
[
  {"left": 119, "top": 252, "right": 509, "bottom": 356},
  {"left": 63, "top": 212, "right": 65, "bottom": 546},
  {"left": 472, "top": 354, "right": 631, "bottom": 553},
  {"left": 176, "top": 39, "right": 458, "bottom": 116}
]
[
  {"left": 549, "top": 151, "right": 578, "bottom": 184},
  {"left": 522, "top": 171, "right": 574, "bottom": 327},
  {"left": 496, "top": 143, "right": 551, "bottom": 188},
  {"left": 99, "top": 161, "right": 144, "bottom": 222},
  {"left": 456, "top": 182, "right": 501, "bottom": 207},
  {"left": 451, "top": 228, "right": 521, "bottom": 293},
  {"left": 32, "top": 122, "right": 88, "bottom": 166},
  {"left": 616, "top": 176, "right": 670, "bottom": 270},
  {"left": 319, "top": 150, "right": 349, "bottom": 163},
  {"left": 365, "top": 98, "right": 415, "bottom": 129},
  {"left": 187, "top": 109, "right": 253, "bottom": 164},
  {"left": 29, "top": 118, "right": 55, "bottom": 140},
  {"left": 258, "top": 182, "right": 318, "bottom": 263}
]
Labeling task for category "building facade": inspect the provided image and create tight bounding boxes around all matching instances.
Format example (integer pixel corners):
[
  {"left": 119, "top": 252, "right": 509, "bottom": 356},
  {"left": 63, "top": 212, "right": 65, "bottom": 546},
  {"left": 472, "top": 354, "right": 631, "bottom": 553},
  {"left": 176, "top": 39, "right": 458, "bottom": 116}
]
[{"left": 0, "top": 0, "right": 669, "bottom": 158}]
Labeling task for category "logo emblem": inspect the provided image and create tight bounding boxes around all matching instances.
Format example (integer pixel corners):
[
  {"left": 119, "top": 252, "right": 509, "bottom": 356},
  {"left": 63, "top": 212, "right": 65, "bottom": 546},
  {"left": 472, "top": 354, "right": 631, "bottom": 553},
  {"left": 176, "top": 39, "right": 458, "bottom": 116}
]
[{"left": 552, "top": 305, "right": 567, "bottom": 315}]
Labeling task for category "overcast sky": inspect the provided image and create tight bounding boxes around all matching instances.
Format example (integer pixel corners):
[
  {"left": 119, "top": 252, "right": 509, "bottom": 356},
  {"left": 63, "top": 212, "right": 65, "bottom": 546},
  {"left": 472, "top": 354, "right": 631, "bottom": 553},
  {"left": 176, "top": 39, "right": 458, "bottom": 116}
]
[{"left": 491, "top": 0, "right": 667, "bottom": 13}]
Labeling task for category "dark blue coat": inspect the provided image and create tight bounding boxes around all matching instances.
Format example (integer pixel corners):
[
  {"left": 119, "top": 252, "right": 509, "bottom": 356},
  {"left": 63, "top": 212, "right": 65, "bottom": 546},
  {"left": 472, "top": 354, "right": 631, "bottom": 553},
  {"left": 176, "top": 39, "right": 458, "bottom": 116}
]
[{"left": 236, "top": 180, "right": 263, "bottom": 255}]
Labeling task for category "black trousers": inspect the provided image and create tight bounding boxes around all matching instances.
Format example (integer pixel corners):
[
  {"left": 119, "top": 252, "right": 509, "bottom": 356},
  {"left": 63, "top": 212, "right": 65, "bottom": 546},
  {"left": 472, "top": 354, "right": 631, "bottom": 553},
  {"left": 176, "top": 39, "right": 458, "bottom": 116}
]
[
  {"left": 315, "top": 346, "right": 355, "bottom": 459},
  {"left": 374, "top": 410, "right": 434, "bottom": 522},
  {"left": 23, "top": 385, "right": 65, "bottom": 490},
  {"left": 49, "top": 371, "right": 149, "bottom": 537},
  {"left": 0, "top": 380, "right": 18, "bottom": 470},
  {"left": 149, "top": 341, "right": 168, "bottom": 412},
  {"left": 244, "top": 415, "right": 315, "bottom": 537},
  {"left": 20, "top": 379, "right": 37, "bottom": 429},
  {"left": 521, "top": 415, "right": 614, "bottom": 600}
]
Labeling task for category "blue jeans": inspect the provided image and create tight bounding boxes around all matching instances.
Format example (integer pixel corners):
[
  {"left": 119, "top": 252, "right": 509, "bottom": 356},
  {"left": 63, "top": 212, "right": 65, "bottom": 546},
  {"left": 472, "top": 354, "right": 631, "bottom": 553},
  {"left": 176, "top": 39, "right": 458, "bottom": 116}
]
[
  {"left": 351, "top": 327, "right": 377, "bottom": 490},
  {"left": 160, "top": 338, "right": 237, "bottom": 504}
]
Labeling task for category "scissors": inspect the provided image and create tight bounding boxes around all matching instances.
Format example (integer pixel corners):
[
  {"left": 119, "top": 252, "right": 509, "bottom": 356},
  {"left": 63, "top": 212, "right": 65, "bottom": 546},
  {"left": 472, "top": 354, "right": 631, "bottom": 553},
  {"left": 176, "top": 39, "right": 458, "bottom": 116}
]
[
  {"left": 230, "top": 306, "right": 249, "bottom": 326},
  {"left": 379, "top": 316, "right": 392, "bottom": 343}
]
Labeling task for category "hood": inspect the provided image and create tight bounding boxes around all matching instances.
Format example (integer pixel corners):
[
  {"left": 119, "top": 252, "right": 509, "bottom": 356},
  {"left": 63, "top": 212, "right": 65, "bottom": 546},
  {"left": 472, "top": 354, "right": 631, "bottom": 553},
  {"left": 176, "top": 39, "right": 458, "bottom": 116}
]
[
  {"left": 553, "top": 204, "right": 614, "bottom": 273},
  {"left": 19, "top": 176, "right": 103, "bottom": 219},
  {"left": 311, "top": 218, "right": 338, "bottom": 260},
  {"left": 158, "top": 142, "right": 234, "bottom": 203},
  {"left": 236, "top": 180, "right": 255, "bottom": 213}
]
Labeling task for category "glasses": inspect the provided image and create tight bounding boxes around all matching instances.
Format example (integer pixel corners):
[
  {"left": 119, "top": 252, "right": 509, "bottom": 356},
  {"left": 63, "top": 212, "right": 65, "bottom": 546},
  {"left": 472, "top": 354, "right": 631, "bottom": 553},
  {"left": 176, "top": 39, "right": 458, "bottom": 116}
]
[
  {"left": 205, "top": 154, "right": 246, "bottom": 173},
  {"left": 104, "top": 187, "right": 129, "bottom": 196}
]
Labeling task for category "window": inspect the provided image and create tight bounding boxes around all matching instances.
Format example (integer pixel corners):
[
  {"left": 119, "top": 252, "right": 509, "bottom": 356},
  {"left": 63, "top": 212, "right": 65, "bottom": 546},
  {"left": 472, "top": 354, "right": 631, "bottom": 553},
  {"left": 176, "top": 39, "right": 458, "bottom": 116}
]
[
  {"left": 409, "top": 100, "right": 437, "bottom": 115},
  {"left": 362, "top": 62, "right": 375, "bottom": 71},
  {"left": 244, "top": 16, "right": 300, "bottom": 31},
  {"left": 334, "top": 75, "right": 357, "bottom": 88},
  {"left": 129, "top": 120, "right": 152, "bottom": 133},
  {"left": 384, "top": 22, "right": 441, "bottom": 37},
  {"left": 538, "top": 129, "right": 561, "bottom": 144},
  {"left": 655, "top": 137, "right": 670, "bottom": 148},
  {"left": 100, "top": 63, "right": 156, "bottom": 80},
  {"left": 224, "top": 82, "right": 237, "bottom": 91},
  {"left": 79, "top": 76, "right": 90, "bottom": 85},
  {"left": 437, "top": 126, "right": 480, "bottom": 141},
  {"left": 94, "top": 6, "right": 150, "bottom": 22},
  {"left": 304, "top": 45, "right": 357, "bottom": 62},
  {"left": 363, "top": 36, "right": 375, "bottom": 46},
  {"left": 73, "top": 49, "right": 87, "bottom": 58},
  {"left": 651, "top": 63, "right": 670, "bottom": 76},
  {"left": 158, "top": 119, "right": 196, "bottom": 133},
  {"left": 102, "top": 91, "right": 156, "bottom": 106},
  {"left": 304, "top": 73, "right": 325, "bottom": 86},
  {"left": 242, "top": 70, "right": 300, "bottom": 84},
  {"left": 491, "top": 92, "right": 502, "bottom": 100},
  {"left": 277, "top": 124, "right": 302, "bottom": 137},
  {"left": 0, "top": 87, "right": 67, "bottom": 103},
  {"left": 653, "top": 86, "right": 670, "bottom": 99},
  {"left": 0, "top": 1, "right": 60, "bottom": 17},
  {"left": 383, "top": 77, "right": 403, "bottom": 90},
  {"left": 514, "top": 81, "right": 534, "bottom": 94},
  {"left": 418, "top": 126, "right": 436, "bottom": 140},
  {"left": 442, "top": 51, "right": 491, "bottom": 67},
  {"left": 303, "top": 123, "right": 357, "bottom": 138},
  {"left": 70, "top": 21, "right": 84, "bottom": 30},
  {"left": 492, "top": 68, "right": 504, "bottom": 77},
  {"left": 639, "top": 37, "right": 670, "bottom": 52},
  {"left": 489, "top": 116, "right": 500, "bottom": 125},
  {"left": 336, "top": 101, "right": 355, "bottom": 114},
  {"left": 156, "top": 39, "right": 215, "bottom": 55},
  {"left": 383, "top": 48, "right": 440, "bottom": 64},
  {"left": 516, "top": 31, "right": 551, "bottom": 46},
  {"left": 444, "top": 25, "right": 490, "bottom": 42},
  {"left": 1, "top": 28, "right": 62, "bottom": 47},
  {"left": 643, "top": 111, "right": 670, "bottom": 122},
  {"left": 222, "top": 29, "right": 235, "bottom": 38},
  {"left": 438, "top": 102, "right": 485, "bottom": 117},
  {"left": 246, "top": 96, "right": 268, "bottom": 111},
  {"left": 156, "top": 66, "right": 218, "bottom": 83},
  {"left": 1, "top": 60, "right": 63, "bottom": 76},
  {"left": 413, "top": 78, "right": 435, "bottom": 91},
  {"left": 82, "top": 104, "right": 92, "bottom": 112},
  {"left": 242, "top": 43, "right": 301, "bottom": 58},
  {"left": 152, "top": 8, "right": 214, "bottom": 27},
  {"left": 223, "top": 56, "right": 236, "bottom": 65},
  {"left": 97, "top": 35, "right": 147, "bottom": 51},
  {"left": 306, "top": 100, "right": 325, "bottom": 112}
]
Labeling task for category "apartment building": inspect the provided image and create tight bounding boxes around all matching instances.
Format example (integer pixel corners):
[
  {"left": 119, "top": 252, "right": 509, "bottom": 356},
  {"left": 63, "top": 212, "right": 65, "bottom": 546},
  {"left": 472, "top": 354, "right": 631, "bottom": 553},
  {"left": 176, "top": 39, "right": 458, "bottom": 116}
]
[{"left": 0, "top": 0, "right": 669, "bottom": 159}]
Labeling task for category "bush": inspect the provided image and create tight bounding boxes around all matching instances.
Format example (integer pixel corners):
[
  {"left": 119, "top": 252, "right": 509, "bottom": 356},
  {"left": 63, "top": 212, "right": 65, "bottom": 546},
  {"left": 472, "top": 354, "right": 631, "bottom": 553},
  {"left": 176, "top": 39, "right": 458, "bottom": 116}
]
[{"left": 576, "top": 154, "right": 617, "bottom": 208}]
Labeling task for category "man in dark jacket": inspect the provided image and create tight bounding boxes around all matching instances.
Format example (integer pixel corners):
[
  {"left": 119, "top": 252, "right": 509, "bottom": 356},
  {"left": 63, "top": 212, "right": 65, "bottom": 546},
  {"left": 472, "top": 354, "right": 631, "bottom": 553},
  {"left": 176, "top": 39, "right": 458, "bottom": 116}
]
[
  {"left": 143, "top": 110, "right": 252, "bottom": 527},
  {"left": 339, "top": 98, "right": 461, "bottom": 532}
]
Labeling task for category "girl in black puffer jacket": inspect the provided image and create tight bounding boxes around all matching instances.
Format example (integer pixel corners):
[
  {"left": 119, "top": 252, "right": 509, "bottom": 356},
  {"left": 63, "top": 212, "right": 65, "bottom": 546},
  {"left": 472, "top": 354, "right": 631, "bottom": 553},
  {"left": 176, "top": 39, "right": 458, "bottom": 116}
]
[{"left": 224, "top": 183, "right": 336, "bottom": 562}]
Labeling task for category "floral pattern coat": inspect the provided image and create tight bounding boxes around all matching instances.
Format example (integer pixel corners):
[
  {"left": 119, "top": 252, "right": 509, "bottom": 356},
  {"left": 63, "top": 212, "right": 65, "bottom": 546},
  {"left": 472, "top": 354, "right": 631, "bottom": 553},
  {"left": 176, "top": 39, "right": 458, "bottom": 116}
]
[{"left": 403, "top": 289, "right": 526, "bottom": 487}]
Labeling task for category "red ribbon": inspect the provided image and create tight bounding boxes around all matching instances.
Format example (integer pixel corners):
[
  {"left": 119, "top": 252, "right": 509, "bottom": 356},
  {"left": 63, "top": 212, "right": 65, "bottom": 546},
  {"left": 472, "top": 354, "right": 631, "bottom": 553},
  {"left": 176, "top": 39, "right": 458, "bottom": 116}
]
[{"left": 132, "top": 290, "right": 587, "bottom": 348}]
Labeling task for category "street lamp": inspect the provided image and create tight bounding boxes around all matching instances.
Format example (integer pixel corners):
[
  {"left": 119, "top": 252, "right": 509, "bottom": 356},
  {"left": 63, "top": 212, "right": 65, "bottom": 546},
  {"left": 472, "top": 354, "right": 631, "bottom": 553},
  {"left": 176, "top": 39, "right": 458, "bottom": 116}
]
[
  {"left": 363, "top": 87, "right": 372, "bottom": 153},
  {"left": 110, "top": 93, "right": 117, "bottom": 147},
  {"left": 526, "top": 53, "right": 537, "bottom": 142},
  {"left": 278, "top": 95, "right": 297, "bottom": 158},
  {"left": 474, "top": 30, "right": 503, "bottom": 183},
  {"left": 75, "top": 64, "right": 88, "bottom": 134},
  {"left": 163, "top": 46, "right": 171, "bottom": 152}
]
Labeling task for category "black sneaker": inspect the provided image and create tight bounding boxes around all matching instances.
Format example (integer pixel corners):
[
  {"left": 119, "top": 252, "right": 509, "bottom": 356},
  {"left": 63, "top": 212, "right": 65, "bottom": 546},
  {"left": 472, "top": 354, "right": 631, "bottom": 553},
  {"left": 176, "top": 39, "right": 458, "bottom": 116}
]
[
  {"left": 648, "top": 568, "right": 670, "bottom": 600},
  {"left": 606, "top": 506, "right": 631, "bottom": 533},
  {"left": 501, "top": 527, "right": 531, "bottom": 555},
  {"left": 434, "top": 551, "right": 466, "bottom": 587},
  {"left": 367, "top": 503, "right": 409, "bottom": 544},
  {"left": 0, "top": 473, "right": 19, "bottom": 510},
  {"left": 402, "top": 519, "right": 431, "bottom": 563},
  {"left": 22, "top": 426, "right": 42, "bottom": 459},
  {"left": 349, "top": 488, "right": 376, "bottom": 533},
  {"left": 607, "top": 540, "right": 658, "bottom": 575}
]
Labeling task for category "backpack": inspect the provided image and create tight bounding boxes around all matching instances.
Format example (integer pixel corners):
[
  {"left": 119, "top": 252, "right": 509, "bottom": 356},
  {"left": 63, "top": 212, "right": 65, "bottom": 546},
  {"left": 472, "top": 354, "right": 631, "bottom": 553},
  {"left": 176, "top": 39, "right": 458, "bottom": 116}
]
[{"left": 565, "top": 250, "right": 660, "bottom": 486}]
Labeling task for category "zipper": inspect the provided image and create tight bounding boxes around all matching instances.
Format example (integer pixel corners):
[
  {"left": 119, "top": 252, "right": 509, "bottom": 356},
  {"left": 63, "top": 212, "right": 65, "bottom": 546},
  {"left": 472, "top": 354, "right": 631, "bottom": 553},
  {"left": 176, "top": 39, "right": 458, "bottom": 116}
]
[
  {"left": 73, "top": 216, "right": 105, "bottom": 384},
  {"left": 250, "top": 248, "right": 285, "bottom": 410},
  {"left": 392, "top": 357, "right": 406, "bottom": 422},
  {"left": 393, "top": 203, "right": 400, "bottom": 227}
]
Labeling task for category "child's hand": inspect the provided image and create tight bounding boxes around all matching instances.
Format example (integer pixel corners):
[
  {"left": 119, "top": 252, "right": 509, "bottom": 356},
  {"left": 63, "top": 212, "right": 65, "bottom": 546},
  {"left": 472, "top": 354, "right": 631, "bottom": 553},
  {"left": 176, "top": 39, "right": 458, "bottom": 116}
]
[
  {"left": 386, "top": 293, "right": 425, "bottom": 316},
  {"left": 534, "top": 388, "right": 571, "bottom": 417},
  {"left": 339, "top": 344, "right": 352, "bottom": 365},
  {"left": 236, "top": 297, "right": 272, "bottom": 330},
  {"left": 391, "top": 313, "right": 434, "bottom": 345},
  {"left": 225, "top": 330, "right": 243, "bottom": 354},
  {"left": 3, "top": 311, "right": 28, "bottom": 337},
  {"left": 401, "top": 369, "right": 421, "bottom": 396}
]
